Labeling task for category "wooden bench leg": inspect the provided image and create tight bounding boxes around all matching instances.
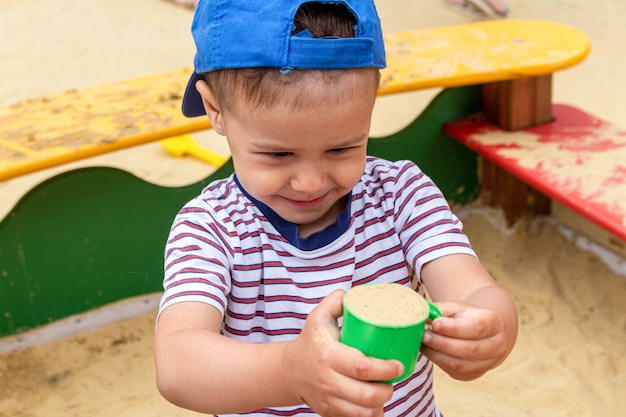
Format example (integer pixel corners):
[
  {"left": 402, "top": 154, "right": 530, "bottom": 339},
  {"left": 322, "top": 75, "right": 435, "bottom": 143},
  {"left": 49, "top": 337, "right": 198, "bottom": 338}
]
[
  {"left": 479, "top": 75, "right": 553, "bottom": 223},
  {"left": 482, "top": 75, "right": 553, "bottom": 131},
  {"left": 481, "top": 158, "right": 551, "bottom": 226}
]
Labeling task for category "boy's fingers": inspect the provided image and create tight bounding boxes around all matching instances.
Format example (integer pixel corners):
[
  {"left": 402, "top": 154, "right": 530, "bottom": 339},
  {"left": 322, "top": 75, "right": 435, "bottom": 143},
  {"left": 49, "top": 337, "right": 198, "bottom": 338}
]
[
  {"left": 329, "top": 357, "right": 398, "bottom": 409},
  {"left": 423, "top": 324, "right": 503, "bottom": 362},
  {"left": 321, "top": 289, "right": 347, "bottom": 320},
  {"left": 421, "top": 344, "right": 493, "bottom": 380},
  {"left": 431, "top": 301, "right": 466, "bottom": 318},
  {"left": 431, "top": 308, "right": 500, "bottom": 341},
  {"left": 306, "top": 290, "right": 346, "bottom": 343},
  {"left": 335, "top": 349, "right": 404, "bottom": 383}
]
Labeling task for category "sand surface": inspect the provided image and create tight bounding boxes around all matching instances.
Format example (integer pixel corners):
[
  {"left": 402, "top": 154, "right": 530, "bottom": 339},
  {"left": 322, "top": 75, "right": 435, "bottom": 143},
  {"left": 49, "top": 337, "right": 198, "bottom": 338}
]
[
  {"left": 1, "top": 0, "right": 625, "bottom": 416},
  {"left": 1, "top": 212, "right": 624, "bottom": 417},
  {"left": 344, "top": 283, "right": 430, "bottom": 325}
]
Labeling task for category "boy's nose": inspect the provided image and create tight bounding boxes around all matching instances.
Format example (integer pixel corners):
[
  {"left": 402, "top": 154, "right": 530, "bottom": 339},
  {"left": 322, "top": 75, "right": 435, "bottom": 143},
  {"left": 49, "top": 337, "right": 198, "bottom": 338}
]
[{"left": 290, "top": 165, "right": 327, "bottom": 194}]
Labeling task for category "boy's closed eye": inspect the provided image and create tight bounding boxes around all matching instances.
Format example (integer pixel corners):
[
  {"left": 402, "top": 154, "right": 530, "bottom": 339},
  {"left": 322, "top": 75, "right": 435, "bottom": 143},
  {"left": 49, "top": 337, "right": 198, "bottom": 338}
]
[
  {"left": 262, "top": 148, "right": 354, "bottom": 158},
  {"left": 268, "top": 152, "right": 292, "bottom": 158},
  {"left": 327, "top": 147, "right": 350, "bottom": 154}
]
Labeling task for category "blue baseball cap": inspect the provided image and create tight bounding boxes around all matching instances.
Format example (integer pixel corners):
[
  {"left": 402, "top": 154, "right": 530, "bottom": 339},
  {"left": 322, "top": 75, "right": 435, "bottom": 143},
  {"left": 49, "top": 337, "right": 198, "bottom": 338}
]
[{"left": 181, "top": 0, "right": 387, "bottom": 117}]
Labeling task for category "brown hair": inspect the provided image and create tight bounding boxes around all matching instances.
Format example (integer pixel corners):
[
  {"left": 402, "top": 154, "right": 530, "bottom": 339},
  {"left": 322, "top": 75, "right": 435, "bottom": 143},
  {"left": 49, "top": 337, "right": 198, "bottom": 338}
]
[{"left": 205, "top": 2, "right": 380, "bottom": 112}]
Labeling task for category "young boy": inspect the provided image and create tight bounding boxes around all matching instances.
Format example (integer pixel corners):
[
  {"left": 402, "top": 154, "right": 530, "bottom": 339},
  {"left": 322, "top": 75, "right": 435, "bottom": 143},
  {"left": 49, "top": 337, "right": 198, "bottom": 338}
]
[{"left": 154, "top": 1, "right": 518, "bottom": 416}]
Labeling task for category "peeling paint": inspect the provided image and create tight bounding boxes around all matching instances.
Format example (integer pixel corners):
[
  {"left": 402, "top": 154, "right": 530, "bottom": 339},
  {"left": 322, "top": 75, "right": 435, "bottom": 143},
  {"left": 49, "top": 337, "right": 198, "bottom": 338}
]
[{"left": 445, "top": 104, "right": 626, "bottom": 238}]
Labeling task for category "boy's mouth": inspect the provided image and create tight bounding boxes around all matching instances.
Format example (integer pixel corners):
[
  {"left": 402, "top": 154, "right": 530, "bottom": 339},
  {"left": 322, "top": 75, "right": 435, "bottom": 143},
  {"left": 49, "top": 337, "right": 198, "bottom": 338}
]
[{"left": 285, "top": 193, "right": 328, "bottom": 209}]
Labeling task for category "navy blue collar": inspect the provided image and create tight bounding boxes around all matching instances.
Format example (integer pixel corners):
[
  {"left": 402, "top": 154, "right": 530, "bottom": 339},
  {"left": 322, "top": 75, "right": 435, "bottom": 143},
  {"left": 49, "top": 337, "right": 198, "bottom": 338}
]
[{"left": 233, "top": 175, "right": 352, "bottom": 251}]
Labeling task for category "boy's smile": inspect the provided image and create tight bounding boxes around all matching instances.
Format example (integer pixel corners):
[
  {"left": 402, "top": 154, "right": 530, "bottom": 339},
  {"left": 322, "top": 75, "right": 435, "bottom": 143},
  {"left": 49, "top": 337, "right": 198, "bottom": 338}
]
[
  {"left": 199, "top": 73, "right": 378, "bottom": 237},
  {"left": 285, "top": 194, "right": 328, "bottom": 209}
]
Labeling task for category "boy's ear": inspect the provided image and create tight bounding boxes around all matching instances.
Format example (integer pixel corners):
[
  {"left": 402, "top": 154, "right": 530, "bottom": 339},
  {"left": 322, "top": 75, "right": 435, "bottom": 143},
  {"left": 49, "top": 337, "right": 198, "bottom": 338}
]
[{"left": 196, "top": 80, "right": 226, "bottom": 136}]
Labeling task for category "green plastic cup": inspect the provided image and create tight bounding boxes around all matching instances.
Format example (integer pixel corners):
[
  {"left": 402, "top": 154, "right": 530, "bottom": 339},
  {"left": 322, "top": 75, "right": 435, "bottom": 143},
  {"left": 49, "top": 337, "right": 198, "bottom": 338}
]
[{"left": 340, "top": 283, "right": 442, "bottom": 383}]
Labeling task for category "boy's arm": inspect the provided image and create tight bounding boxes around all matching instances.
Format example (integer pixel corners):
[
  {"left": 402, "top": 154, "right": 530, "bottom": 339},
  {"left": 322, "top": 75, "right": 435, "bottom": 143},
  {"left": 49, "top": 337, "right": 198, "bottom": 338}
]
[
  {"left": 154, "top": 292, "right": 402, "bottom": 416},
  {"left": 420, "top": 253, "right": 518, "bottom": 381},
  {"left": 155, "top": 302, "right": 297, "bottom": 412}
]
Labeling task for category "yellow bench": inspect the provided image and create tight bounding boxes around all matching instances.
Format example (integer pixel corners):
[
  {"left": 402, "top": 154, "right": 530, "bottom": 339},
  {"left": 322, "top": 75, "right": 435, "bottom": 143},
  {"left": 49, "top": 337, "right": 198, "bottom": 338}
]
[{"left": 0, "top": 19, "right": 589, "bottom": 181}]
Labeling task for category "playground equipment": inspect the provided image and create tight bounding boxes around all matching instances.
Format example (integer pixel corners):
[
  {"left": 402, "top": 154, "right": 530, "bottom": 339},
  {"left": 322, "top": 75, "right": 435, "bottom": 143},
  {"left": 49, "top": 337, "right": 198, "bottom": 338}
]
[{"left": 2, "top": 20, "right": 603, "bottom": 342}]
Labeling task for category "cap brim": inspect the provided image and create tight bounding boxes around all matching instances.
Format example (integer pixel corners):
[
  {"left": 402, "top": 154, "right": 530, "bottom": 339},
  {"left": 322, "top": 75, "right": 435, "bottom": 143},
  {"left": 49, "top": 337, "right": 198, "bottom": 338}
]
[{"left": 181, "top": 72, "right": 207, "bottom": 117}]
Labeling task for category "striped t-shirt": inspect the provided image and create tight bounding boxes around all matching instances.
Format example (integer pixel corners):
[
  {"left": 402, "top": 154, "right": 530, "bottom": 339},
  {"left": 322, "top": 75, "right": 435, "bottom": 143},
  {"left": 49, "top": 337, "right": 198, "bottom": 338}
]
[{"left": 160, "top": 157, "right": 475, "bottom": 417}]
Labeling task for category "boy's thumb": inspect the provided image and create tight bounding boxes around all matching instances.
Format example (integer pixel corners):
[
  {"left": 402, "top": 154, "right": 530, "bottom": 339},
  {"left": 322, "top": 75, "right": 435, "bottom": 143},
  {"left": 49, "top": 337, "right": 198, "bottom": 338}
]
[{"left": 319, "top": 289, "right": 346, "bottom": 320}]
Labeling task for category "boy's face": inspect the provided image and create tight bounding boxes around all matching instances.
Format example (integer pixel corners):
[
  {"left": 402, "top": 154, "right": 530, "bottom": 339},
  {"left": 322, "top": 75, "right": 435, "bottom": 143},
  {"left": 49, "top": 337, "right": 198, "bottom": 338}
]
[{"left": 203, "top": 73, "right": 377, "bottom": 237}]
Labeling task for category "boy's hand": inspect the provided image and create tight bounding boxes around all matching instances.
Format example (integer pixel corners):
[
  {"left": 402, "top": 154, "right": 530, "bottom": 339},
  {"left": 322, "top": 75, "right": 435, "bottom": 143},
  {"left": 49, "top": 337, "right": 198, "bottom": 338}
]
[
  {"left": 284, "top": 290, "right": 403, "bottom": 417},
  {"left": 421, "top": 301, "right": 510, "bottom": 381}
]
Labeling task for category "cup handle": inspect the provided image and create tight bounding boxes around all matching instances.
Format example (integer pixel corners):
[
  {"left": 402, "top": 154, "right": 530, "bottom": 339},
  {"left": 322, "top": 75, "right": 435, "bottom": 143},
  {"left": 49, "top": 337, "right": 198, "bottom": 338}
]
[{"left": 427, "top": 302, "right": 442, "bottom": 320}]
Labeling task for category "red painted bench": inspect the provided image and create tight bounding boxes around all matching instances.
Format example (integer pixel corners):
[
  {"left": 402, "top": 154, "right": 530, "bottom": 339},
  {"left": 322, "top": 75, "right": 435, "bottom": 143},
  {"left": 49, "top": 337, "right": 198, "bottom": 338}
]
[{"left": 444, "top": 104, "right": 626, "bottom": 242}]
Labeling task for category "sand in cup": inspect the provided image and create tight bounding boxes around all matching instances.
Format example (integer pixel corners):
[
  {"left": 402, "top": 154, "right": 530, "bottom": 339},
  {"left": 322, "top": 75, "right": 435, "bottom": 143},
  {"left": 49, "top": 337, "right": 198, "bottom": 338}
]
[{"left": 341, "top": 283, "right": 441, "bottom": 383}]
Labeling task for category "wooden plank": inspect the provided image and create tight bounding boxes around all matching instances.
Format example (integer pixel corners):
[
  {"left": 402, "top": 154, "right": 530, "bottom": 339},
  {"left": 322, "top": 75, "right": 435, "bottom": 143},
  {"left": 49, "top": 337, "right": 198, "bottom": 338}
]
[
  {"left": 480, "top": 158, "right": 551, "bottom": 225},
  {"left": 0, "top": 19, "right": 590, "bottom": 181},
  {"left": 0, "top": 68, "right": 211, "bottom": 180},
  {"left": 379, "top": 19, "right": 589, "bottom": 94},
  {"left": 481, "top": 75, "right": 553, "bottom": 131},
  {"left": 444, "top": 104, "right": 626, "bottom": 242}
]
